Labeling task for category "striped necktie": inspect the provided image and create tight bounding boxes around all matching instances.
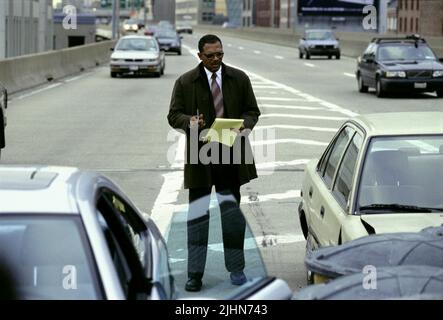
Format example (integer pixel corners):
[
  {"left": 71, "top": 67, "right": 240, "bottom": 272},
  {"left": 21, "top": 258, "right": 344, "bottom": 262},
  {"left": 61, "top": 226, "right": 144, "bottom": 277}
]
[{"left": 211, "top": 73, "right": 224, "bottom": 118}]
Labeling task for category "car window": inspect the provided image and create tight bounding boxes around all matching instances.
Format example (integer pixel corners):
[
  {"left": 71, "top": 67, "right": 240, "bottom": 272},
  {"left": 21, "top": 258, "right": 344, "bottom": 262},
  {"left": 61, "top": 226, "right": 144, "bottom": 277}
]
[
  {"left": 363, "top": 43, "right": 376, "bottom": 57},
  {"left": 333, "top": 132, "right": 363, "bottom": 209},
  {"left": 116, "top": 38, "right": 157, "bottom": 51},
  {"left": 378, "top": 44, "right": 436, "bottom": 61},
  {"left": 306, "top": 31, "right": 335, "bottom": 40},
  {"left": 358, "top": 135, "right": 443, "bottom": 213},
  {"left": 0, "top": 215, "right": 102, "bottom": 300},
  {"left": 323, "top": 127, "right": 355, "bottom": 189},
  {"left": 96, "top": 190, "right": 150, "bottom": 299}
]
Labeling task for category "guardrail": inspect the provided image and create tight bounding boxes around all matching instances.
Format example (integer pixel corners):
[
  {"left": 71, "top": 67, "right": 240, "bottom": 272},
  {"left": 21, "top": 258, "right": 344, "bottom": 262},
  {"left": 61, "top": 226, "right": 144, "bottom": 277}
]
[
  {"left": 0, "top": 40, "right": 117, "bottom": 94},
  {"left": 193, "top": 25, "right": 443, "bottom": 59}
]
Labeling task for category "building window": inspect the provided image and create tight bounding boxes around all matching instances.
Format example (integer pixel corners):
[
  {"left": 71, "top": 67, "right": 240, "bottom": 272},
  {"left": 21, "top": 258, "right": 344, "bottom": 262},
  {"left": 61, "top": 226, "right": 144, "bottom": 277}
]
[
  {"left": 411, "top": 0, "right": 414, "bottom": 11},
  {"left": 399, "top": 16, "right": 403, "bottom": 32},
  {"left": 415, "top": 18, "right": 418, "bottom": 33},
  {"left": 399, "top": 0, "right": 402, "bottom": 10},
  {"left": 417, "top": 0, "right": 419, "bottom": 10},
  {"left": 404, "top": 17, "right": 407, "bottom": 32},
  {"left": 411, "top": 18, "right": 414, "bottom": 32}
]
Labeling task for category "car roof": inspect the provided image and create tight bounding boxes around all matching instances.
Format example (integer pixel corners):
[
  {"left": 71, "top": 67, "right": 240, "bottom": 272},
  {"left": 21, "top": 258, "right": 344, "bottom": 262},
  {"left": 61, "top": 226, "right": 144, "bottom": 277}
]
[
  {"left": 351, "top": 112, "right": 443, "bottom": 136},
  {"left": 0, "top": 166, "right": 86, "bottom": 214}
]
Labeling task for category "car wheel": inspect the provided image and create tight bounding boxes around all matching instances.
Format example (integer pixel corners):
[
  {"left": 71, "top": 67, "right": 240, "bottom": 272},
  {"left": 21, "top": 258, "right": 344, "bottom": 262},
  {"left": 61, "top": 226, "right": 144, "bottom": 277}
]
[
  {"left": 336, "top": 54, "right": 341, "bottom": 60},
  {"left": 110, "top": 72, "right": 117, "bottom": 78},
  {"left": 357, "top": 73, "right": 369, "bottom": 93},
  {"left": 375, "top": 77, "right": 386, "bottom": 98},
  {"left": 178, "top": 50, "right": 182, "bottom": 56},
  {"left": 160, "top": 66, "right": 164, "bottom": 76},
  {"left": 437, "top": 90, "right": 443, "bottom": 98},
  {"left": 328, "top": 55, "right": 332, "bottom": 59},
  {"left": 299, "top": 51, "right": 303, "bottom": 59},
  {"left": 306, "top": 52, "right": 311, "bottom": 59}
]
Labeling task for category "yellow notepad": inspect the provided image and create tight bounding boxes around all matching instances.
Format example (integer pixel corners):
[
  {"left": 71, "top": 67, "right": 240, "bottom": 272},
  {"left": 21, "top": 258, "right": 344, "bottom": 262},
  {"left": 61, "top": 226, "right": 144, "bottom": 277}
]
[{"left": 203, "top": 118, "right": 244, "bottom": 147}]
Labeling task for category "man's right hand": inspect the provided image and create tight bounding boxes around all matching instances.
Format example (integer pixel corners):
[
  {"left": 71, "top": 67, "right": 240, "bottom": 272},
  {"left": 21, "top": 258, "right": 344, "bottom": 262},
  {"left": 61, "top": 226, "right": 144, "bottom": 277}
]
[{"left": 190, "top": 114, "right": 205, "bottom": 129}]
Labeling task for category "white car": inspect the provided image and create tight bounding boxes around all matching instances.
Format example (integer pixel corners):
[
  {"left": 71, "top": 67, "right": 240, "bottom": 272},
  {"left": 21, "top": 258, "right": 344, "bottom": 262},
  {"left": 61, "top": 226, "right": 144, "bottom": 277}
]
[{"left": 110, "top": 35, "right": 165, "bottom": 78}]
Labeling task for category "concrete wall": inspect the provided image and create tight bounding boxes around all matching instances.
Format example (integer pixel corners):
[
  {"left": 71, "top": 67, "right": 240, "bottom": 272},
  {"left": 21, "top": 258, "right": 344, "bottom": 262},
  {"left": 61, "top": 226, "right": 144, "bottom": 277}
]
[
  {"left": 194, "top": 25, "right": 443, "bottom": 58},
  {"left": 0, "top": 39, "right": 116, "bottom": 94}
]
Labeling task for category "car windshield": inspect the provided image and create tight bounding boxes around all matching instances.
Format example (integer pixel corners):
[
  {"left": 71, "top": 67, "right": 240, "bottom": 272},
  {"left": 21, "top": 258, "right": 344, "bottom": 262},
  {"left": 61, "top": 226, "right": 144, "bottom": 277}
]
[
  {"left": 358, "top": 135, "right": 443, "bottom": 214},
  {"left": 378, "top": 44, "right": 437, "bottom": 61},
  {"left": 165, "top": 193, "right": 268, "bottom": 299},
  {"left": 116, "top": 38, "right": 157, "bottom": 51},
  {"left": 306, "top": 31, "right": 335, "bottom": 40},
  {"left": 125, "top": 19, "right": 138, "bottom": 25},
  {"left": 0, "top": 216, "right": 101, "bottom": 299}
]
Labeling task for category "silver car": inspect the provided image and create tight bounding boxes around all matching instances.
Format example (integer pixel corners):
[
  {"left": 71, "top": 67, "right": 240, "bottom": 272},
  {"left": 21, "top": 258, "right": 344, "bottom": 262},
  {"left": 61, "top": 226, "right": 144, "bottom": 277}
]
[
  {"left": 298, "top": 29, "right": 341, "bottom": 60},
  {"left": 0, "top": 83, "right": 7, "bottom": 159},
  {"left": 0, "top": 166, "right": 293, "bottom": 300},
  {"left": 110, "top": 35, "right": 165, "bottom": 78}
]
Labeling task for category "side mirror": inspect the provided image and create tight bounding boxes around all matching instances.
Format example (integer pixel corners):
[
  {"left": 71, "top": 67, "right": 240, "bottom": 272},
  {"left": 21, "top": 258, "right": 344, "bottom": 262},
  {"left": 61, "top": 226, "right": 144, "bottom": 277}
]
[
  {"left": 110, "top": 48, "right": 114, "bottom": 52},
  {"left": 302, "top": 37, "right": 306, "bottom": 41},
  {"left": 180, "top": 36, "right": 183, "bottom": 40}
]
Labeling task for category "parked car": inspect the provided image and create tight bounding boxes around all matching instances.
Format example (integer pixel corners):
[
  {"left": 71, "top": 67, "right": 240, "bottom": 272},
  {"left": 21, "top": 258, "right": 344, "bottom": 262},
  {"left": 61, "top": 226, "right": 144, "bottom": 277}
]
[
  {"left": 0, "top": 83, "right": 7, "bottom": 159},
  {"left": 298, "top": 29, "right": 340, "bottom": 60},
  {"left": 298, "top": 112, "right": 443, "bottom": 282},
  {"left": 155, "top": 30, "right": 182, "bottom": 55},
  {"left": 356, "top": 34, "right": 443, "bottom": 97},
  {"left": 0, "top": 166, "right": 293, "bottom": 300},
  {"left": 110, "top": 35, "right": 165, "bottom": 78},
  {"left": 176, "top": 22, "right": 193, "bottom": 34}
]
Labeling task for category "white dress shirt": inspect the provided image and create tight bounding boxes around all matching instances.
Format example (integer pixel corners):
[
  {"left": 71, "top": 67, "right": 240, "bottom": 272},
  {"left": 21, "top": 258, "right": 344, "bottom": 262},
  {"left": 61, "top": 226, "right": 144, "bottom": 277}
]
[{"left": 204, "top": 66, "right": 222, "bottom": 90}]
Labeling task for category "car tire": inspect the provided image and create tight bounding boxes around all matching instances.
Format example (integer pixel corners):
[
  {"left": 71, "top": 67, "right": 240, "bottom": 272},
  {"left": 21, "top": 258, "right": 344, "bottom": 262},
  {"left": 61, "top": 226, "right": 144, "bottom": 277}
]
[
  {"left": 336, "top": 54, "right": 341, "bottom": 60},
  {"left": 178, "top": 50, "right": 182, "bottom": 56},
  {"left": 375, "top": 77, "right": 386, "bottom": 98},
  {"left": 299, "top": 51, "right": 303, "bottom": 59},
  {"left": 306, "top": 52, "right": 311, "bottom": 60},
  {"left": 110, "top": 72, "right": 117, "bottom": 78},
  {"left": 328, "top": 55, "right": 332, "bottom": 59},
  {"left": 437, "top": 90, "right": 443, "bottom": 98},
  {"left": 357, "top": 73, "right": 369, "bottom": 93}
]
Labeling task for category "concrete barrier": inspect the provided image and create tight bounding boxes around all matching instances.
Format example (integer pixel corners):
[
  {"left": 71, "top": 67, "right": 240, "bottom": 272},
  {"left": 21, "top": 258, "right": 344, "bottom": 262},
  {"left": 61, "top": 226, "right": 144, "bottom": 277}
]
[
  {"left": 194, "top": 25, "right": 443, "bottom": 59},
  {"left": 0, "top": 40, "right": 117, "bottom": 94}
]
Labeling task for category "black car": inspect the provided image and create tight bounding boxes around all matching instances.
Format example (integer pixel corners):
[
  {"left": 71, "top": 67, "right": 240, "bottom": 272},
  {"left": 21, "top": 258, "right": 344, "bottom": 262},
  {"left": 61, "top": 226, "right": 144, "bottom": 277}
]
[
  {"left": 155, "top": 30, "right": 182, "bottom": 55},
  {"left": 356, "top": 35, "right": 443, "bottom": 98},
  {"left": 0, "top": 83, "right": 7, "bottom": 159}
]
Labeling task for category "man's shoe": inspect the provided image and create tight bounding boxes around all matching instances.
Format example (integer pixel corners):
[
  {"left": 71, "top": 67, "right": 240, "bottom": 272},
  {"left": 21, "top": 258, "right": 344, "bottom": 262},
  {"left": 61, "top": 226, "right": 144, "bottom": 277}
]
[
  {"left": 185, "top": 278, "right": 202, "bottom": 292},
  {"left": 230, "top": 271, "right": 247, "bottom": 286}
]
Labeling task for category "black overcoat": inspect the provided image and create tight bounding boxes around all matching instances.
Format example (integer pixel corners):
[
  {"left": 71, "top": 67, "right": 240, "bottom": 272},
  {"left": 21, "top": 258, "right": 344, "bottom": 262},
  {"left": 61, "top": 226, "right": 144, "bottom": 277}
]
[{"left": 167, "top": 63, "right": 260, "bottom": 189}]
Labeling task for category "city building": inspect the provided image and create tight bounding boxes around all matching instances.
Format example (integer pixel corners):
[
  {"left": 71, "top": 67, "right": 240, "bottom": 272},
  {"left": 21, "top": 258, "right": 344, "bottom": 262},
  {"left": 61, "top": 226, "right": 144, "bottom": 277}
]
[
  {"left": 242, "top": 0, "right": 254, "bottom": 27},
  {"left": 175, "top": 0, "right": 215, "bottom": 25},
  {"left": 387, "top": 0, "right": 398, "bottom": 32},
  {"left": 0, "top": 0, "right": 53, "bottom": 59},
  {"left": 397, "top": 0, "right": 443, "bottom": 36},
  {"left": 255, "top": 0, "right": 280, "bottom": 28},
  {"left": 226, "top": 0, "right": 242, "bottom": 27},
  {"left": 53, "top": 12, "right": 96, "bottom": 49},
  {"left": 152, "top": 0, "right": 175, "bottom": 24}
]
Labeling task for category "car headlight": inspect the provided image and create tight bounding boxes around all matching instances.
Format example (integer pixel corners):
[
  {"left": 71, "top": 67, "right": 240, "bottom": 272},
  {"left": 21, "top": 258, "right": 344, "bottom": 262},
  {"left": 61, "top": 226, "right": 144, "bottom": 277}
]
[
  {"left": 148, "top": 58, "right": 158, "bottom": 62},
  {"left": 124, "top": 25, "right": 130, "bottom": 30},
  {"left": 433, "top": 70, "right": 443, "bottom": 78},
  {"left": 385, "top": 71, "right": 406, "bottom": 78}
]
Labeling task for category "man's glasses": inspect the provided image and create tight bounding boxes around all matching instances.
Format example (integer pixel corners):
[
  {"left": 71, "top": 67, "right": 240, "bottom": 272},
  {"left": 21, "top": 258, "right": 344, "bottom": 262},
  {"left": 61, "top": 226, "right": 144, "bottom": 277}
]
[{"left": 202, "top": 52, "right": 224, "bottom": 59}]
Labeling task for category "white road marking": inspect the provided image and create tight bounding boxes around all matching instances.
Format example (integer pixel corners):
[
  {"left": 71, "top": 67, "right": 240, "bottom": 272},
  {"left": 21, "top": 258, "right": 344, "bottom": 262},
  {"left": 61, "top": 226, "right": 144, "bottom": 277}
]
[
  {"left": 255, "top": 124, "right": 337, "bottom": 132},
  {"left": 254, "top": 50, "right": 261, "bottom": 54},
  {"left": 65, "top": 73, "right": 89, "bottom": 82},
  {"left": 261, "top": 113, "right": 346, "bottom": 121},
  {"left": 275, "top": 55, "right": 284, "bottom": 60},
  {"left": 257, "top": 97, "right": 314, "bottom": 102},
  {"left": 344, "top": 73, "right": 355, "bottom": 78},
  {"left": 256, "top": 159, "right": 311, "bottom": 170},
  {"left": 238, "top": 46, "right": 244, "bottom": 50},
  {"left": 253, "top": 85, "right": 280, "bottom": 89},
  {"left": 251, "top": 138, "right": 328, "bottom": 147},
  {"left": 227, "top": 43, "right": 232, "bottom": 47},
  {"left": 243, "top": 190, "right": 301, "bottom": 204},
  {"left": 259, "top": 104, "right": 323, "bottom": 111},
  {"left": 304, "top": 63, "right": 316, "bottom": 68},
  {"left": 16, "top": 83, "right": 62, "bottom": 100}
]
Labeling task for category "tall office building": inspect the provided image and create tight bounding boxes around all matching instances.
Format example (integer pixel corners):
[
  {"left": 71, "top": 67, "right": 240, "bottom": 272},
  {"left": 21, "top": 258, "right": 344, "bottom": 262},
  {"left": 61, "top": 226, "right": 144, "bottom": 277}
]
[
  {"left": 152, "top": 0, "right": 175, "bottom": 23},
  {"left": 175, "top": 0, "right": 215, "bottom": 25},
  {"left": 226, "top": 0, "right": 242, "bottom": 26}
]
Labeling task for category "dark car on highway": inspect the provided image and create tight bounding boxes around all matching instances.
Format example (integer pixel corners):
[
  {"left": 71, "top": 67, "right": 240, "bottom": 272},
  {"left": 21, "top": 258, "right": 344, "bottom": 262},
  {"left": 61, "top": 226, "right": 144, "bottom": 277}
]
[
  {"left": 0, "top": 83, "right": 7, "bottom": 159},
  {"left": 298, "top": 29, "right": 341, "bottom": 60},
  {"left": 155, "top": 30, "right": 182, "bottom": 55},
  {"left": 356, "top": 35, "right": 443, "bottom": 98}
]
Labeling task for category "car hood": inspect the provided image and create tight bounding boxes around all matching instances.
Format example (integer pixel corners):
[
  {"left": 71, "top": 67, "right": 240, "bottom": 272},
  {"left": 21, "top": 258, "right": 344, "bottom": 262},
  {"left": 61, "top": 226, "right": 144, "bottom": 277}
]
[
  {"left": 157, "top": 38, "right": 178, "bottom": 43},
  {"left": 111, "top": 50, "right": 159, "bottom": 60},
  {"left": 360, "top": 213, "right": 443, "bottom": 234},
  {"left": 380, "top": 60, "right": 443, "bottom": 70},
  {"left": 303, "top": 40, "right": 339, "bottom": 46}
]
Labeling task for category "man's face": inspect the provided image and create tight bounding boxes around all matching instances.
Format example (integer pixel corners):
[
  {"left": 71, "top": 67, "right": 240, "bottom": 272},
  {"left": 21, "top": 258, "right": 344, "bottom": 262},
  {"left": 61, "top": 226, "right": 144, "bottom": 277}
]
[{"left": 198, "top": 41, "right": 224, "bottom": 73}]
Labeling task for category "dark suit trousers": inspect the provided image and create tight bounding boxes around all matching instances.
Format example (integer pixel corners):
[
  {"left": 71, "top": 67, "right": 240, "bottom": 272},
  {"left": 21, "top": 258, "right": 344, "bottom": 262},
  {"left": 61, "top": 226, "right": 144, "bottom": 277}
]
[{"left": 187, "top": 164, "right": 246, "bottom": 280}]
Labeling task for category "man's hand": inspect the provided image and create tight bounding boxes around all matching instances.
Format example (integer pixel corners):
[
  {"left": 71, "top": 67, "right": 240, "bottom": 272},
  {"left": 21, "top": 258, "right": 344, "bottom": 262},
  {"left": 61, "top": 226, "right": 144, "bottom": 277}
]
[
  {"left": 190, "top": 114, "right": 205, "bottom": 129},
  {"left": 231, "top": 124, "right": 245, "bottom": 135}
]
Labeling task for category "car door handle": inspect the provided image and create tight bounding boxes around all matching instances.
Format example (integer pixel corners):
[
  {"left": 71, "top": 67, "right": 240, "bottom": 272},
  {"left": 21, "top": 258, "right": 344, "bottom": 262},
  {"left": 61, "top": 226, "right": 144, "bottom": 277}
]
[
  {"left": 320, "top": 206, "right": 325, "bottom": 218},
  {"left": 308, "top": 187, "right": 313, "bottom": 198}
]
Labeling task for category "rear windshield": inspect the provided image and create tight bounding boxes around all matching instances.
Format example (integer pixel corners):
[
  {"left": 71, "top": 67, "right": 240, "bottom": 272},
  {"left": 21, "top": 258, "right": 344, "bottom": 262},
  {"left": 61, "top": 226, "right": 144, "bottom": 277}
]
[{"left": 306, "top": 31, "right": 335, "bottom": 40}]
